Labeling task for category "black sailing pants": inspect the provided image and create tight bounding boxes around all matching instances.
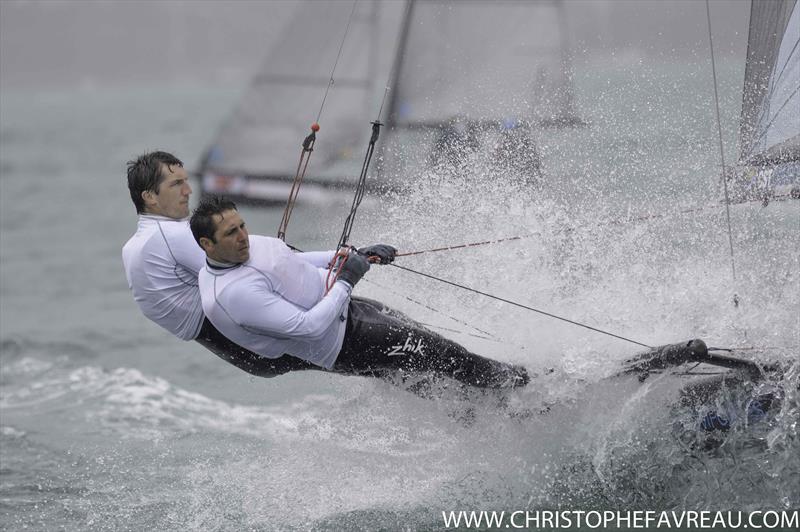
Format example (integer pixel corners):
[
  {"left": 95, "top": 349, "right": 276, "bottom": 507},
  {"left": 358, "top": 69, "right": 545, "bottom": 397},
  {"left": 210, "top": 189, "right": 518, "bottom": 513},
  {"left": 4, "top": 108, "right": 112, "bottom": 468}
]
[
  {"left": 196, "top": 297, "right": 528, "bottom": 389},
  {"left": 196, "top": 318, "right": 314, "bottom": 377},
  {"left": 334, "top": 297, "right": 529, "bottom": 389}
]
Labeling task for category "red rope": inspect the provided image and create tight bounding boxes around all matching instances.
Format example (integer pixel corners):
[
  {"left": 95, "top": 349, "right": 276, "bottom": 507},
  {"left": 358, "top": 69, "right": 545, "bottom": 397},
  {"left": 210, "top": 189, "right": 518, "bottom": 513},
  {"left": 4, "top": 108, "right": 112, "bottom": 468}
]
[
  {"left": 277, "top": 123, "right": 319, "bottom": 241},
  {"left": 325, "top": 248, "right": 384, "bottom": 293},
  {"left": 397, "top": 192, "right": 797, "bottom": 257},
  {"left": 396, "top": 236, "right": 525, "bottom": 257},
  {"left": 325, "top": 247, "right": 351, "bottom": 294}
]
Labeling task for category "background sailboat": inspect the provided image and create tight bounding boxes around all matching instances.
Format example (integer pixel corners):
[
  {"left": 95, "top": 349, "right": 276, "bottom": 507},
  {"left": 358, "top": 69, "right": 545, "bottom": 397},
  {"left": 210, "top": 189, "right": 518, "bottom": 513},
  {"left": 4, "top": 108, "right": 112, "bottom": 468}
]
[
  {"left": 380, "top": 0, "right": 583, "bottom": 188},
  {"left": 199, "top": 0, "right": 404, "bottom": 205},
  {"left": 730, "top": 0, "right": 799, "bottom": 202},
  {"left": 200, "top": 0, "right": 583, "bottom": 204}
]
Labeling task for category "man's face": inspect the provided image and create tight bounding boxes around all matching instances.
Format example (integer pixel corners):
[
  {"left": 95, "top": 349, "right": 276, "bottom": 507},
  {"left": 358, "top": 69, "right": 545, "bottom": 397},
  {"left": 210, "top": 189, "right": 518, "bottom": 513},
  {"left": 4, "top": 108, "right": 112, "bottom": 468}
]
[
  {"left": 206, "top": 209, "right": 250, "bottom": 264},
  {"left": 143, "top": 164, "right": 191, "bottom": 219}
]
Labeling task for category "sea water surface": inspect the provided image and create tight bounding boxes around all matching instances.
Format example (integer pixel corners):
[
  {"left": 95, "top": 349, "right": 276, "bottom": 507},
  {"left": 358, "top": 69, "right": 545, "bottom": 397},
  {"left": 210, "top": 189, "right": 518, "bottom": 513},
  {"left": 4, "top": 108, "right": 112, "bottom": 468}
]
[{"left": 1, "top": 61, "right": 798, "bottom": 531}]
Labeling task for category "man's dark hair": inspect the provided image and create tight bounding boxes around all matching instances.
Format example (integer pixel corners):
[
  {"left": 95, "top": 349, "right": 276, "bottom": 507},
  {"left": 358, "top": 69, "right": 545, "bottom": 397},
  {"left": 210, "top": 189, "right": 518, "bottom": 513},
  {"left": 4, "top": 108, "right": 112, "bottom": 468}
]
[
  {"left": 126, "top": 151, "right": 184, "bottom": 213},
  {"left": 190, "top": 196, "right": 238, "bottom": 247}
]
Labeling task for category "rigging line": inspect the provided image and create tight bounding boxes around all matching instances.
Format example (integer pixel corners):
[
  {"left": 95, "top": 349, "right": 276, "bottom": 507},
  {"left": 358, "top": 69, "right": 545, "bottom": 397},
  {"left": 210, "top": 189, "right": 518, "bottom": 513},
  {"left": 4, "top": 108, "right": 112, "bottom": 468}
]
[
  {"left": 277, "top": 133, "right": 316, "bottom": 241},
  {"left": 337, "top": 120, "right": 380, "bottom": 249},
  {"left": 414, "top": 323, "right": 498, "bottom": 343},
  {"left": 396, "top": 235, "right": 528, "bottom": 257},
  {"left": 289, "top": 242, "right": 505, "bottom": 341},
  {"left": 315, "top": 0, "right": 360, "bottom": 124},
  {"left": 361, "top": 277, "right": 497, "bottom": 337},
  {"left": 678, "top": 372, "right": 729, "bottom": 376},
  {"left": 683, "top": 362, "right": 704, "bottom": 374},
  {"left": 771, "top": 34, "right": 798, "bottom": 93},
  {"left": 705, "top": 0, "right": 739, "bottom": 307},
  {"left": 335, "top": 0, "right": 414, "bottom": 250},
  {"left": 330, "top": 3, "right": 416, "bottom": 273},
  {"left": 393, "top": 190, "right": 799, "bottom": 258},
  {"left": 389, "top": 262, "right": 653, "bottom": 349},
  {"left": 747, "top": 35, "right": 799, "bottom": 148},
  {"left": 708, "top": 345, "right": 798, "bottom": 352},
  {"left": 744, "top": 84, "right": 800, "bottom": 159},
  {"left": 393, "top": 206, "right": 708, "bottom": 258},
  {"left": 277, "top": 0, "right": 359, "bottom": 241},
  {"left": 327, "top": 118, "right": 380, "bottom": 288}
]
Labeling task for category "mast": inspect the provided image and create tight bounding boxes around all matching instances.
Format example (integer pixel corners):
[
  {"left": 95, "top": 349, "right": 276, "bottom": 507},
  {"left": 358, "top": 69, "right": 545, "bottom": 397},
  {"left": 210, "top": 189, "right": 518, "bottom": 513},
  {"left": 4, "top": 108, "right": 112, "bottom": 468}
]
[
  {"left": 367, "top": 0, "right": 379, "bottom": 111},
  {"left": 385, "top": 0, "right": 416, "bottom": 130},
  {"left": 555, "top": 0, "right": 579, "bottom": 126}
]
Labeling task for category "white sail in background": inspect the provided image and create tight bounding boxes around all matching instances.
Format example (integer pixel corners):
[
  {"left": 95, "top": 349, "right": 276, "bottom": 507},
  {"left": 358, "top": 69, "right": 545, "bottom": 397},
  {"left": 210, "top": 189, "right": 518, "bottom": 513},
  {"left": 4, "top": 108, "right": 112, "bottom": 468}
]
[
  {"left": 201, "top": 0, "right": 404, "bottom": 203},
  {"left": 389, "top": 0, "right": 580, "bottom": 129},
  {"left": 201, "top": 0, "right": 580, "bottom": 203},
  {"left": 379, "top": 0, "right": 580, "bottom": 185},
  {"left": 739, "top": 0, "right": 799, "bottom": 166}
]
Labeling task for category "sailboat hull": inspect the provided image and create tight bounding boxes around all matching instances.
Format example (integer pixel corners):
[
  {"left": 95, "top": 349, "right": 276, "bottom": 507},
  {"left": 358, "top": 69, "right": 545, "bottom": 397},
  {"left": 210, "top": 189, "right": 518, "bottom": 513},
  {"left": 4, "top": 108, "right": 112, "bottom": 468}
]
[{"left": 198, "top": 169, "right": 393, "bottom": 206}]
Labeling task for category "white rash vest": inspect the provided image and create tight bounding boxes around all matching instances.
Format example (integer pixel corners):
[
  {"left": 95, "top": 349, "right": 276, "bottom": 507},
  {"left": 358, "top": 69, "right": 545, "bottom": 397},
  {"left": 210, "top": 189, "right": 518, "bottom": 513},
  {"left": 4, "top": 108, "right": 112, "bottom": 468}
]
[
  {"left": 122, "top": 215, "right": 207, "bottom": 340},
  {"left": 198, "top": 236, "right": 349, "bottom": 369}
]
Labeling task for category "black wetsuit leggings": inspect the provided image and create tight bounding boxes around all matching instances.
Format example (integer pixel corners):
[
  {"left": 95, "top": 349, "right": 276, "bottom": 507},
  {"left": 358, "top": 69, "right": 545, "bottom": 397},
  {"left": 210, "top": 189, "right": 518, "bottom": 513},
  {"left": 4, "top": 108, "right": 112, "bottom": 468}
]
[
  {"left": 196, "top": 318, "right": 314, "bottom": 377},
  {"left": 334, "top": 297, "right": 528, "bottom": 388},
  {"left": 196, "top": 298, "right": 528, "bottom": 389}
]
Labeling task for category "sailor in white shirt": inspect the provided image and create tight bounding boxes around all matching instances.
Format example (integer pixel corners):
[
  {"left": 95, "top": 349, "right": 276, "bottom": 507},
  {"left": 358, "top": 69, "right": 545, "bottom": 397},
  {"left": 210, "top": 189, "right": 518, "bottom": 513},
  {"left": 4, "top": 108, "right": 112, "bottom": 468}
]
[
  {"left": 122, "top": 151, "right": 311, "bottom": 376},
  {"left": 122, "top": 213, "right": 205, "bottom": 340},
  {"left": 191, "top": 197, "right": 530, "bottom": 388}
]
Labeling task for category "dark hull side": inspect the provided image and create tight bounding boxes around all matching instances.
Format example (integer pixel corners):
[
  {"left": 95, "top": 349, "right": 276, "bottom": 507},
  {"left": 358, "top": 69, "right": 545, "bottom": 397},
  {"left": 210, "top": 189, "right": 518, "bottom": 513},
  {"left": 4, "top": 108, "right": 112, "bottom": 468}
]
[{"left": 195, "top": 168, "right": 388, "bottom": 207}]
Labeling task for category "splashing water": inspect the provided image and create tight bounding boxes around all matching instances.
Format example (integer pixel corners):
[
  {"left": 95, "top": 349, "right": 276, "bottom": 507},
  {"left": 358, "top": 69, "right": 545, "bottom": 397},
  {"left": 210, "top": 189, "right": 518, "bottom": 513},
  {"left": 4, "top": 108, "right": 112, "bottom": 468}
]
[{"left": 1, "top": 61, "right": 798, "bottom": 530}]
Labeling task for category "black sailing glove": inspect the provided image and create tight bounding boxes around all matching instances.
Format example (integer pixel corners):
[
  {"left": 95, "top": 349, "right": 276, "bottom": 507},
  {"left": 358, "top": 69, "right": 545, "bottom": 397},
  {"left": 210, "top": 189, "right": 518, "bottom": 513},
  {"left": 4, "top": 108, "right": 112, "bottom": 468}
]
[
  {"left": 337, "top": 251, "right": 370, "bottom": 288},
  {"left": 357, "top": 244, "right": 397, "bottom": 265}
]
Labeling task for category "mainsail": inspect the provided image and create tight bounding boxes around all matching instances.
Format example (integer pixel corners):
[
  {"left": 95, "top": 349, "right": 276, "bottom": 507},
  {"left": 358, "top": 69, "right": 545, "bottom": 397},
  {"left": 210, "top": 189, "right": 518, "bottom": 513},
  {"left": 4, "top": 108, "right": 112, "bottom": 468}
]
[
  {"left": 388, "top": 0, "right": 580, "bottom": 130},
  {"left": 200, "top": 0, "right": 581, "bottom": 203},
  {"left": 739, "top": 0, "right": 799, "bottom": 166},
  {"left": 200, "top": 0, "right": 404, "bottom": 204},
  {"left": 380, "top": 0, "right": 582, "bottom": 184}
]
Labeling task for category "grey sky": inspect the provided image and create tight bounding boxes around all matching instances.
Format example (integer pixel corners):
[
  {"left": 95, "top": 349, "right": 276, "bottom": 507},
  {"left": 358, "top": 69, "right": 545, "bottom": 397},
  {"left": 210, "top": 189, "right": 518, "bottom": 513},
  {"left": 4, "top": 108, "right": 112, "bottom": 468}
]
[
  {"left": 1, "top": 0, "right": 750, "bottom": 90},
  {"left": 0, "top": 0, "right": 299, "bottom": 89}
]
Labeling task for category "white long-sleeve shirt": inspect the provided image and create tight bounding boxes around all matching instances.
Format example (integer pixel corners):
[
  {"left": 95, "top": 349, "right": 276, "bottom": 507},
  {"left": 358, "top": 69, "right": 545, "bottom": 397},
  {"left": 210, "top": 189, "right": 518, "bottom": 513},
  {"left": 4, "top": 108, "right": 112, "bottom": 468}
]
[
  {"left": 198, "top": 236, "right": 349, "bottom": 369},
  {"left": 122, "top": 215, "right": 207, "bottom": 340}
]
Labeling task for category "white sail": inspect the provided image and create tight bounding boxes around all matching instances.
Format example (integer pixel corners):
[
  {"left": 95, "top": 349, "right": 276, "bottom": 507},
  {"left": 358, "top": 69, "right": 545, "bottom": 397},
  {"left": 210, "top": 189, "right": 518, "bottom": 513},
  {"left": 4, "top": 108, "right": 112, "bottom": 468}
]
[
  {"left": 739, "top": 0, "right": 799, "bottom": 165},
  {"left": 379, "top": 0, "right": 580, "bottom": 185},
  {"left": 201, "top": 0, "right": 404, "bottom": 202},
  {"left": 201, "top": 0, "right": 580, "bottom": 202},
  {"left": 388, "top": 0, "right": 580, "bottom": 129}
]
